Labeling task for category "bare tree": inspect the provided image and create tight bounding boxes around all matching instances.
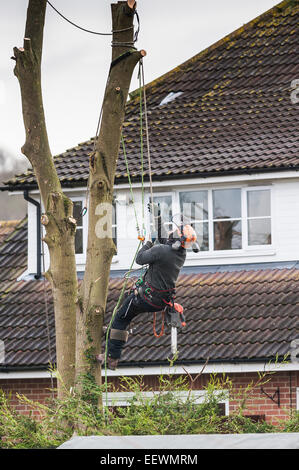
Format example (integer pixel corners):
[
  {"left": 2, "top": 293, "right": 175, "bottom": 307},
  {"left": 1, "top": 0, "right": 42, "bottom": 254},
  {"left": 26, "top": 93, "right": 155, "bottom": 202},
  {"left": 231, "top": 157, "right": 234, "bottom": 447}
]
[{"left": 12, "top": 0, "right": 144, "bottom": 399}]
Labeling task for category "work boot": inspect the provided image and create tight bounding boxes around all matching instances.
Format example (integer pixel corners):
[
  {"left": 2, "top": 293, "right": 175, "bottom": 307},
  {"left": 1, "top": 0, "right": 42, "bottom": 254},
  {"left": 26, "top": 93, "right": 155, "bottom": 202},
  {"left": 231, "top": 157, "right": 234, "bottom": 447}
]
[{"left": 95, "top": 353, "right": 118, "bottom": 370}]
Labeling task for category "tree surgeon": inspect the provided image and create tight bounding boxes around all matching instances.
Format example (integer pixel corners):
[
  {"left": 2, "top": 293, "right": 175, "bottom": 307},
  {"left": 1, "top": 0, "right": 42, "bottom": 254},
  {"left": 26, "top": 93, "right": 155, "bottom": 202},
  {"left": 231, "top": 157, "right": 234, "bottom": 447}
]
[{"left": 96, "top": 210, "right": 199, "bottom": 370}]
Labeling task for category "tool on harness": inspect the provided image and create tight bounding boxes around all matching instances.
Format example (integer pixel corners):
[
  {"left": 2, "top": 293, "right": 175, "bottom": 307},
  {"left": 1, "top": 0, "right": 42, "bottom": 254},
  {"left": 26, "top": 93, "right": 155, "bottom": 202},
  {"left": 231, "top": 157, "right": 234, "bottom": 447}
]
[
  {"left": 163, "top": 301, "right": 186, "bottom": 328},
  {"left": 152, "top": 302, "right": 186, "bottom": 338},
  {"left": 165, "top": 304, "right": 186, "bottom": 329}
]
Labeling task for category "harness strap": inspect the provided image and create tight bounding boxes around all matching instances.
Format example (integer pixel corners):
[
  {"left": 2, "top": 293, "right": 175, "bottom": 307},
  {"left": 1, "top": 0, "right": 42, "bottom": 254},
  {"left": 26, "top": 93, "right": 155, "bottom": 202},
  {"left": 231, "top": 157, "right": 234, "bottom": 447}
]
[
  {"left": 145, "top": 280, "right": 175, "bottom": 294},
  {"left": 153, "top": 311, "right": 165, "bottom": 338}
]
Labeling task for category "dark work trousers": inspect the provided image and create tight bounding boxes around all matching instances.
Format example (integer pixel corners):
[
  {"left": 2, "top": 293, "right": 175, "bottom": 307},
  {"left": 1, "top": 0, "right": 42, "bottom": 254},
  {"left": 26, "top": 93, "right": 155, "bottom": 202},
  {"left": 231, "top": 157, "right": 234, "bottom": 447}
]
[{"left": 108, "top": 292, "right": 163, "bottom": 360}]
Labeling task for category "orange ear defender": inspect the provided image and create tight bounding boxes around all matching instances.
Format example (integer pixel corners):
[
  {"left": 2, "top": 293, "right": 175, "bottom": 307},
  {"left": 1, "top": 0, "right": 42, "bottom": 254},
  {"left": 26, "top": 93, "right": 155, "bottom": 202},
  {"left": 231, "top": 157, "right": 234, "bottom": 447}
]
[{"left": 176, "top": 224, "right": 197, "bottom": 247}]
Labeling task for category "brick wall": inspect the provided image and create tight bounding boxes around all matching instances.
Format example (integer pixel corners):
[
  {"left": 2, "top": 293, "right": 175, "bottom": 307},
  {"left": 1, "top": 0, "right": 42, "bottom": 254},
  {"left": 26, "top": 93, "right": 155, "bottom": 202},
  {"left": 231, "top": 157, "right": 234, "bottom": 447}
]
[
  {"left": 108, "top": 370, "right": 299, "bottom": 425},
  {"left": 227, "top": 371, "right": 298, "bottom": 425},
  {"left": 0, "top": 378, "right": 57, "bottom": 418},
  {"left": 0, "top": 371, "right": 298, "bottom": 425}
]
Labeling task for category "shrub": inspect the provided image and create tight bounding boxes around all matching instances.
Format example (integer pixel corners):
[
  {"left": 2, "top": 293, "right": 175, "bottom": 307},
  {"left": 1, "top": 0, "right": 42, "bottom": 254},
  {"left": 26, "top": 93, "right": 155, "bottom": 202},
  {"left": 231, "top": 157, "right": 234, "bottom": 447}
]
[
  {"left": 0, "top": 365, "right": 294, "bottom": 449},
  {"left": 281, "top": 412, "right": 299, "bottom": 433}
]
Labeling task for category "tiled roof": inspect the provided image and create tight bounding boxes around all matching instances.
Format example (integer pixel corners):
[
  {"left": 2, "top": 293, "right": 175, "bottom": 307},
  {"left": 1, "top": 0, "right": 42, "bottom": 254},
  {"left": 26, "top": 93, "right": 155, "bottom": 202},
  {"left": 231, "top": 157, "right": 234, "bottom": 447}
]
[
  {"left": 0, "top": 221, "right": 298, "bottom": 369},
  {"left": 4, "top": 0, "right": 299, "bottom": 190},
  {"left": 0, "top": 221, "right": 20, "bottom": 245}
]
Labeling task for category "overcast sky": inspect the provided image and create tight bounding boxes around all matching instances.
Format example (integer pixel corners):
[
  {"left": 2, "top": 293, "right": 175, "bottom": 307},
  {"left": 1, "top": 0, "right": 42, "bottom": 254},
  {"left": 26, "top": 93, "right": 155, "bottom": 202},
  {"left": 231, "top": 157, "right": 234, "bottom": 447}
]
[{"left": 0, "top": 0, "right": 280, "bottom": 168}]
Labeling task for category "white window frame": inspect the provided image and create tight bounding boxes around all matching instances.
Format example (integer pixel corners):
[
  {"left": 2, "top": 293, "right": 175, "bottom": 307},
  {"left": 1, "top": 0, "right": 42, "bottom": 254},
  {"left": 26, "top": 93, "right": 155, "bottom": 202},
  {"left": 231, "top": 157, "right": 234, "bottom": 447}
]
[
  {"left": 243, "top": 186, "right": 273, "bottom": 250},
  {"left": 71, "top": 196, "right": 87, "bottom": 264},
  {"left": 71, "top": 196, "right": 118, "bottom": 265},
  {"left": 147, "top": 191, "right": 175, "bottom": 238},
  {"left": 173, "top": 185, "right": 274, "bottom": 258},
  {"left": 103, "top": 389, "right": 229, "bottom": 415}
]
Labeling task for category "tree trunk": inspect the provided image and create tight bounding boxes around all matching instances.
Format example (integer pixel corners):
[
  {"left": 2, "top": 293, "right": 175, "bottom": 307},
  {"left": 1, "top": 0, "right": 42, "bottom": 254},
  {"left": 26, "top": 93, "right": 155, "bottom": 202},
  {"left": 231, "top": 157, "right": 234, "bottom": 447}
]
[
  {"left": 14, "top": 0, "right": 144, "bottom": 403},
  {"left": 75, "top": 1, "right": 145, "bottom": 398},
  {"left": 13, "top": 0, "right": 77, "bottom": 398}
]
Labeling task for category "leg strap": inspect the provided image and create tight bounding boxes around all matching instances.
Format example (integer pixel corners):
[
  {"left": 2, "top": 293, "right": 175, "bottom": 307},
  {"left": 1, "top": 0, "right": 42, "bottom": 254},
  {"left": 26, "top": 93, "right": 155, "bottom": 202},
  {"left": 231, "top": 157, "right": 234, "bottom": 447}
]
[{"left": 110, "top": 328, "right": 129, "bottom": 342}]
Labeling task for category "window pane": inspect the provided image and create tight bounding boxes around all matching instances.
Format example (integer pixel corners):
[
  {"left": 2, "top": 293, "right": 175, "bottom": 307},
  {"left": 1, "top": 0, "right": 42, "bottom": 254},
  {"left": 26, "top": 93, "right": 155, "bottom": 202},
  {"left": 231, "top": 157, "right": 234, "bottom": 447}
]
[
  {"left": 214, "top": 220, "right": 242, "bottom": 250},
  {"left": 112, "top": 202, "right": 116, "bottom": 227},
  {"left": 248, "top": 219, "right": 271, "bottom": 245},
  {"left": 193, "top": 222, "right": 209, "bottom": 251},
  {"left": 150, "top": 195, "right": 172, "bottom": 239},
  {"left": 73, "top": 201, "right": 83, "bottom": 227},
  {"left": 247, "top": 190, "right": 271, "bottom": 217},
  {"left": 75, "top": 227, "right": 83, "bottom": 254},
  {"left": 152, "top": 195, "right": 172, "bottom": 222},
  {"left": 112, "top": 226, "right": 117, "bottom": 249},
  {"left": 213, "top": 189, "right": 241, "bottom": 219},
  {"left": 179, "top": 191, "right": 208, "bottom": 221}
]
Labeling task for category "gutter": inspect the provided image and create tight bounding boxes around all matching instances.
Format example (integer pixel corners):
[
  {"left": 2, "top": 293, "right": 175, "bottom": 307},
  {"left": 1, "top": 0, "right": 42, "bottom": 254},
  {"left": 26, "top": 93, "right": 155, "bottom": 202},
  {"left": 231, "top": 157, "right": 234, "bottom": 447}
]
[
  {"left": 23, "top": 190, "right": 42, "bottom": 279},
  {"left": 1, "top": 358, "right": 298, "bottom": 379},
  {"left": 0, "top": 355, "right": 289, "bottom": 373},
  {"left": 119, "top": 355, "right": 290, "bottom": 369},
  {"left": 1, "top": 166, "right": 299, "bottom": 192}
]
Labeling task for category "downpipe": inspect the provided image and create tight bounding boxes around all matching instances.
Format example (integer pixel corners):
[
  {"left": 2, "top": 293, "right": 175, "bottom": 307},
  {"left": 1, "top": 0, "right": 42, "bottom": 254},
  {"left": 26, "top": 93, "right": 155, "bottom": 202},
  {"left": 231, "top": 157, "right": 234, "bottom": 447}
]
[{"left": 23, "top": 190, "right": 41, "bottom": 279}]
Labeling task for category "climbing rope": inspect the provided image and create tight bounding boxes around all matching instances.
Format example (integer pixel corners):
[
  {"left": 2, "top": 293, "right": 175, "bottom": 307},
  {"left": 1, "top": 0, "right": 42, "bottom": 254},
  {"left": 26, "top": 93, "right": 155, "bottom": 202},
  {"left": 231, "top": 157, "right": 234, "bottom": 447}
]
[
  {"left": 120, "top": 62, "right": 147, "bottom": 241},
  {"left": 103, "top": 240, "right": 142, "bottom": 419},
  {"left": 46, "top": 0, "right": 140, "bottom": 41},
  {"left": 121, "top": 134, "right": 144, "bottom": 241},
  {"left": 103, "top": 60, "right": 151, "bottom": 415},
  {"left": 138, "top": 61, "right": 146, "bottom": 240},
  {"left": 139, "top": 59, "right": 155, "bottom": 231}
]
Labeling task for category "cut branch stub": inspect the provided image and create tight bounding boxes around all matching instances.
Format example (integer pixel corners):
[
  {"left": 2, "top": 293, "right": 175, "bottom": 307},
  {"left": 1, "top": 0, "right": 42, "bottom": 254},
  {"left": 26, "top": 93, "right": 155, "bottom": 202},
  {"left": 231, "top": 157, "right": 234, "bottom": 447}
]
[{"left": 41, "top": 214, "right": 49, "bottom": 225}]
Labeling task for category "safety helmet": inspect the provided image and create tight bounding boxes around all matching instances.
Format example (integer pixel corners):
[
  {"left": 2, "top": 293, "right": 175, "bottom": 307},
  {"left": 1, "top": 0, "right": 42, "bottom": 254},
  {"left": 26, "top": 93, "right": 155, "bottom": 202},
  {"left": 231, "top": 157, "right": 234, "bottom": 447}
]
[
  {"left": 170, "top": 224, "right": 199, "bottom": 251},
  {"left": 176, "top": 224, "right": 197, "bottom": 248}
]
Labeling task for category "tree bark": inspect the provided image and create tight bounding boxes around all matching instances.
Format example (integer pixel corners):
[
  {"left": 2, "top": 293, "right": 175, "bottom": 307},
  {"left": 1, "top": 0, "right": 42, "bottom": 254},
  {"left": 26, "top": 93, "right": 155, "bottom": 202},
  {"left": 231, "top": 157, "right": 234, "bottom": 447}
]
[
  {"left": 14, "top": 0, "right": 144, "bottom": 404},
  {"left": 13, "top": 0, "right": 77, "bottom": 398},
  {"left": 75, "top": 1, "right": 145, "bottom": 398}
]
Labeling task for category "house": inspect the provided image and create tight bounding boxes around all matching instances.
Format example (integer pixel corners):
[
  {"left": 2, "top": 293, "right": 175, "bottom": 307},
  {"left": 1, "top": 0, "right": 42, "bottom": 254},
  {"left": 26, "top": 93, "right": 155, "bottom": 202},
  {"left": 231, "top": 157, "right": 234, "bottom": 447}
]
[{"left": 0, "top": 0, "right": 298, "bottom": 424}]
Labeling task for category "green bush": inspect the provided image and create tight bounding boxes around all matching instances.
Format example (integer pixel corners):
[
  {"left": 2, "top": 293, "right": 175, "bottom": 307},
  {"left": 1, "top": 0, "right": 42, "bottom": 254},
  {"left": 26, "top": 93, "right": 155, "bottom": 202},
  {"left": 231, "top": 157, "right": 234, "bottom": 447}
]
[
  {"left": 281, "top": 412, "right": 299, "bottom": 432},
  {"left": 0, "top": 367, "right": 296, "bottom": 449}
]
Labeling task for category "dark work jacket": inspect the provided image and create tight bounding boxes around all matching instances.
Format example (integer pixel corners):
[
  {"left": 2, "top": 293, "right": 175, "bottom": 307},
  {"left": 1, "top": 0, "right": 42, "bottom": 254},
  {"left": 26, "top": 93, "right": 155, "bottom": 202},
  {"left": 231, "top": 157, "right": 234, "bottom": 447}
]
[{"left": 135, "top": 241, "right": 186, "bottom": 299}]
